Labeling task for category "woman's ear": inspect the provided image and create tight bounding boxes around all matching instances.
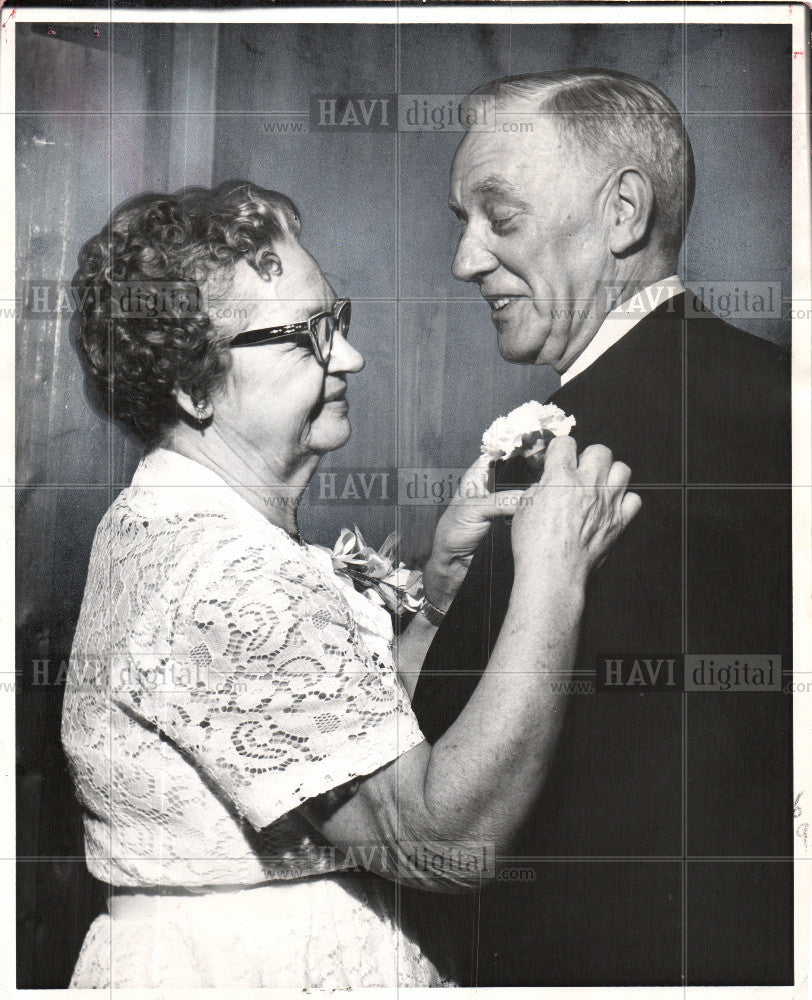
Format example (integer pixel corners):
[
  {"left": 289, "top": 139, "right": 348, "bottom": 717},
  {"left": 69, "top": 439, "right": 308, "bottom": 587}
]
[
  {"left": 174, "top": 388, "right": 213, "bottom": 424},
  {"left": 606, "top": 167, "right": 655, "bottom": 256}
]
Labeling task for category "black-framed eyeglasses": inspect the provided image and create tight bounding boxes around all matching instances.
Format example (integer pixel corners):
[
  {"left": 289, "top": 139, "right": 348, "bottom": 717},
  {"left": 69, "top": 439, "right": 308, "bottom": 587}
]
[{"left": 229, "top": 299, "right": 351, "bottom": 368}]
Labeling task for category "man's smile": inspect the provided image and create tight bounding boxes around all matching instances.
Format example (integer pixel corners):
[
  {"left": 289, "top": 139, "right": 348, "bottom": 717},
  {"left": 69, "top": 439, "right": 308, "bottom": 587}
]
[
  {"left": 484, "top": 292, "right": 527, "bottom": 310},
  {"left": 483, "top": 294, "right": 528, "bottom": 326}
]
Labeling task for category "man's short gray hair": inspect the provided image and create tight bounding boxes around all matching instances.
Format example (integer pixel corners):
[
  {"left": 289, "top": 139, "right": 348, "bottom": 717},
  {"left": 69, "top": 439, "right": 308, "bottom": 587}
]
[{"left": 462, "top": 69, "right": 695, "bottom": 257}]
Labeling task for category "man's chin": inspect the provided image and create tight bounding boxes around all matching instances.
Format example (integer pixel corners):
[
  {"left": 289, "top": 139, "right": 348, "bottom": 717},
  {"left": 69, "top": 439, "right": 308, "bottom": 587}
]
[{"left": 496, "top": 330, "right": 552, "bottom": 366}]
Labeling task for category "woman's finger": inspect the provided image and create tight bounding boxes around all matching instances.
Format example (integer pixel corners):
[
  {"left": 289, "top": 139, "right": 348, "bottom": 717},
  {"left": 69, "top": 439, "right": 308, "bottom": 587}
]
[
  {"left": 576, "top": 444, "right": 613, "bottom": 484},
  {"left": 606, "top": 460, "right": 632, "bottom": 491},
  {"left": 474, "top": 489, "right": 528, "bottom": 520},
  {"left": 542, "top": 435, "right": 577, "bottom": 481},
  {"left": 620, "top": 491, "right": 643, "bottom": 528},
  {"left": 454, "top": 452, "right": 496, "bottom": 500}
]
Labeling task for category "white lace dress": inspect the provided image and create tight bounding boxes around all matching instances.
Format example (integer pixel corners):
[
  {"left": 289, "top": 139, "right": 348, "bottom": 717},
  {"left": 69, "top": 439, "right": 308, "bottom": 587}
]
[{"left": 61, "top": 448, "right": 450, "bottom": 988}]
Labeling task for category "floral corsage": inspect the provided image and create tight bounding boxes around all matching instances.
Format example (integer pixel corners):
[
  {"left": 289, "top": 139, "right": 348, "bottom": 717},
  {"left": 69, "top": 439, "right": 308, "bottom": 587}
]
[
  {"left": 481, "top": 401, "right": 576, "bottom": 465},
  {"left": 331, "top": 526, "right": 423, "bottom": 620}
]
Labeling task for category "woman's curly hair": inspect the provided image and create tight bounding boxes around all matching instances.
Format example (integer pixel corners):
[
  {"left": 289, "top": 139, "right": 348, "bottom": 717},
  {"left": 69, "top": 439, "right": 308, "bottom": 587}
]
[{"left": 72, "top": 181, "right": 301, "bottom": 445}]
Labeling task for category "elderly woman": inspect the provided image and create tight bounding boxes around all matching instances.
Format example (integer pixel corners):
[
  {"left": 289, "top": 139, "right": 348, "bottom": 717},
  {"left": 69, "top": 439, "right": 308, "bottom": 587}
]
[{"left": 62, "top": 181, "right": 640, "bottom": 988}]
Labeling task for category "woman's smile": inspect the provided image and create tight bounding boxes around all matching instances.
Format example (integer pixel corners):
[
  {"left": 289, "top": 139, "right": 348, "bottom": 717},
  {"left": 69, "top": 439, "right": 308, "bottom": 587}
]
[{"left": 322, "top": 384, "right": 348, "bottom": 410}]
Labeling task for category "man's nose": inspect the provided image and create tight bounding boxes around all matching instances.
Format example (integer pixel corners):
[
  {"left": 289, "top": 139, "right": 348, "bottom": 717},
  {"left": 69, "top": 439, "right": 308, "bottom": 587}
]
[
  {"left": 328, "top": 333, "right": 364, "bottom": 374},
  {"left": 452, "top": 226, "right": 498, "bottom": 283}
]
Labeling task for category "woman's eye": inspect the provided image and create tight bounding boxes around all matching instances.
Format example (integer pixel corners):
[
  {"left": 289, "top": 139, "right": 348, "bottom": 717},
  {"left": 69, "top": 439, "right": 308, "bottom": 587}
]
[{"left": 279, "top": 333, "right": 315, "bottom": 357}]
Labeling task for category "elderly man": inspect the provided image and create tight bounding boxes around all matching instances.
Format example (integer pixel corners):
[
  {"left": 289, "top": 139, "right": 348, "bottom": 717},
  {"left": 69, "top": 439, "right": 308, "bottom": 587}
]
[{"left": 405, "top": 70, "right": 791, "bottom": 986}]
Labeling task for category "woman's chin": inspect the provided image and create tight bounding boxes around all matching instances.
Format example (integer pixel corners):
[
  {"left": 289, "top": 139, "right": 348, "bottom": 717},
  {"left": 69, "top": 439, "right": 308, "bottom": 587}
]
[{"left": 310, "top": 416, "right": 352, "bottom": 454}]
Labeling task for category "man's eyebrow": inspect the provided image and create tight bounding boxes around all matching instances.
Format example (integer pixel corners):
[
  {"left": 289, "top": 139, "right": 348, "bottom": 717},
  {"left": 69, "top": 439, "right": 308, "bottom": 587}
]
[
  {"left": 448, "top": 175, "right": 528, "bottom": 216},
  {"left": 474, "top": 175, "right": 524, "bottom": 200}
]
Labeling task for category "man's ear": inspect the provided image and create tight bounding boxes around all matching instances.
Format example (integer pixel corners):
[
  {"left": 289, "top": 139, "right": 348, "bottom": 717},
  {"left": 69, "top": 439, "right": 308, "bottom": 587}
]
[
  {"left": 174, "top": 388, "right": 213, "bottom": 423},
  {"left": 606, "top": 167, "right": 655, "bottom": 256}
]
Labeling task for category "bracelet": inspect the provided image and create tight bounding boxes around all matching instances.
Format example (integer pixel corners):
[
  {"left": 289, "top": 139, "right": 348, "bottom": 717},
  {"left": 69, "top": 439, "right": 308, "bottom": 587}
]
[{"left": 419, "top": 595, "right": 448, "bottom": 627}]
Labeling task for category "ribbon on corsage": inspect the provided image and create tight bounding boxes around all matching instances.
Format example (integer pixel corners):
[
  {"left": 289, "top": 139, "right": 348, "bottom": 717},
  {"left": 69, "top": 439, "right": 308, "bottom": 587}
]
[{"left": 331, "top": 526, "right": 423, "bottom": 617}]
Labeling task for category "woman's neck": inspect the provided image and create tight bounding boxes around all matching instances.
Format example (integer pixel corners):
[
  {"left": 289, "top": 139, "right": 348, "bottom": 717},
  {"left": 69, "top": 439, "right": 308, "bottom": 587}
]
[{"left": 162, "top": 425, "right": 319, "bottom": 538}]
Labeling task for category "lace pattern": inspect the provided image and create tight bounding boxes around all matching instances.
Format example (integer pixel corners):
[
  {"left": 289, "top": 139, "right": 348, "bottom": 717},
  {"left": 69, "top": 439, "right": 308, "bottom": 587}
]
[
  {"left": 70, "top": 875, "right": 455, "bottom": 988},
  {"left": 62, "top": 448, "right": 425, "bottom": 887}
]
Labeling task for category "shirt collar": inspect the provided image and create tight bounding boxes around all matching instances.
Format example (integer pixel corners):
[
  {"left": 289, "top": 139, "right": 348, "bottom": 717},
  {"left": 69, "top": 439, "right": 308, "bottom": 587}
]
[
  {"left": 130, "top": 447, "right": 277, "bottom": 531},
  {"left": 132, "top": 447, "right": 235, "bottom": 490},
  {"left": 559, "top": 275, "right": 685, "bottom": 387}
]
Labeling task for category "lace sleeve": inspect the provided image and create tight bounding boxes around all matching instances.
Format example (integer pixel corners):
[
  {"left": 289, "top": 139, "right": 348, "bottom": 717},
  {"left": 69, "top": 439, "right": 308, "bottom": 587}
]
[{"left": 113, "top": 532, "right": 425, "bottom": 831}]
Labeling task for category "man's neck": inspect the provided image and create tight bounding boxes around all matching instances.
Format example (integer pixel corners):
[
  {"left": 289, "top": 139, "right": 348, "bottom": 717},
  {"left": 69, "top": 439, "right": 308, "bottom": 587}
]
[
  {"left": 559, "top": 272, "right": 684, "bottom": 387},
  {"left": 550, "top": 257, "right": 677, "bottom": 376},
  {"left": 604, "top": 257, "right": 678, "bottom": 313}
]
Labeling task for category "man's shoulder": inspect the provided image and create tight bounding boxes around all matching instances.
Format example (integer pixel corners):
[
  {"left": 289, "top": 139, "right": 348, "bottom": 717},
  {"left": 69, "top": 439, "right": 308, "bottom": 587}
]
[
  {"left": 633, "top": 292, "right": 788, "bottom": 382},
  {"left": 552, "top": 297, "right": 790, "bottom": 483},
  {"left": 687, "top": 307, "right": 788, "bottom": 384},
  {"left": 686, "top": 310, "right": 790, "bottom": 425}
]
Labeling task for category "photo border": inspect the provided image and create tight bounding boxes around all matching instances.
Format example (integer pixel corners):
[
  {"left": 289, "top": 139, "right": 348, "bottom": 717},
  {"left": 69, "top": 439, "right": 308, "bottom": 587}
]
[{"left": 1, "top": 3, "right": 809, "bottom": 996}]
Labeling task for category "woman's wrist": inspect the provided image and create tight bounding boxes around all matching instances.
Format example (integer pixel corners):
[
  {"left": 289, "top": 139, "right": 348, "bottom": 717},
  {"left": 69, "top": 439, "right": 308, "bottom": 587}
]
[
  {"left": 421, "top": 551, "right": 470, "bottom": 613},
  {"left": 513, "top": 545, "right": 589, "bottom": 592},
  {"left": 418, "top": 594, "right": 448, "bottom": 627},
  {"left": 510, "top": 569, "right": 586, "bottom": 624}
]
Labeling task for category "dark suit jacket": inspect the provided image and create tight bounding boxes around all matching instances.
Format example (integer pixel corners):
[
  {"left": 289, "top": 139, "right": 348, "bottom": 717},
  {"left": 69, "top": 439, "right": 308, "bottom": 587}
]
[{"left": 402, "top": 294, "right": 792, "bottom": 986}]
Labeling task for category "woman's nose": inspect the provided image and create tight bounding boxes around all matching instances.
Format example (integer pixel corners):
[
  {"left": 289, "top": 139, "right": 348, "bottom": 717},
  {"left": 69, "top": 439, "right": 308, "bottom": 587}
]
[{"left": 328, "top": 333, "right": 364, "bottom": 373}]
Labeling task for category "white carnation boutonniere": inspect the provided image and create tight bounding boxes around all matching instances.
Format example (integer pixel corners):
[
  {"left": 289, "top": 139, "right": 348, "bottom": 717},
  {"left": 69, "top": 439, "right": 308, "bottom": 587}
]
[
  {"left": 481, "top": 401, "right": 576, "bottom": 466},
  {"left": 331, "top": 526, "right": 423, "bottom": 618}
]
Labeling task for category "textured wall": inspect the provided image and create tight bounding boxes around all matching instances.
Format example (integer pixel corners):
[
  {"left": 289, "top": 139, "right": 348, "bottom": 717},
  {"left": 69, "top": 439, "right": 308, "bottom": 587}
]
[
  {"left": 15, "top": 20, "right": 792, "bottom": 987},
  {"left": 15, "top": 22, "right": 219, "bottom": 987}
]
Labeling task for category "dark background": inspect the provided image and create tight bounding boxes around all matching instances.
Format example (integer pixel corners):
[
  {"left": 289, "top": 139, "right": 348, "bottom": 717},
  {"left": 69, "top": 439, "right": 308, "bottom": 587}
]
[{"left": 15, "top": 19, "right": 792, "bottom": 987}]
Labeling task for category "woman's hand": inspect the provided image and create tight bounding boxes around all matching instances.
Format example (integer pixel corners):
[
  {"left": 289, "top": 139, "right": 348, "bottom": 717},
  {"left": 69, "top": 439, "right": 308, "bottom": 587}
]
[
  {"left": 422, "top": 436, "right": 640, "bottom": 612},
  {"left": 308, "top": 437, "right": 640, "bottom": 892},
  {"left": 311, "top": 440, "right": 640, "bottom": 891},
  {"left": 422, "top": 453, "right": 526, "bottom": 611},
  {"left": 511, "top": 436, "right": 641, "bottom": 591}
]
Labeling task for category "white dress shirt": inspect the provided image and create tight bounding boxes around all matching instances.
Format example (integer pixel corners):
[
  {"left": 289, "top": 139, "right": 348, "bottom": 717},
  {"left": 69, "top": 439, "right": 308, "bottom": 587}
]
[{"left": 560, "top": 275, "right": 685, "bottom": 386}]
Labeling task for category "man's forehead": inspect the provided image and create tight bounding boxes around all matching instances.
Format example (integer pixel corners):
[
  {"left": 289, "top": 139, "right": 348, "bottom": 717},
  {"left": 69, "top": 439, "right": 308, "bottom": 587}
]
[{"left": 450, "top": 122, "right": 560, "bottom": 198}]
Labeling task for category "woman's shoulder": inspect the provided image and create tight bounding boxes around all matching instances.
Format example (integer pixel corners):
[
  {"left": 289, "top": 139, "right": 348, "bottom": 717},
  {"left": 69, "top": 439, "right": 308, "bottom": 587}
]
[
  {"left": 95, "top": 449, "right": 362, "bottom": 624},
  {"left": 92, "top": 477, "right": 311, "bottom": 612}
]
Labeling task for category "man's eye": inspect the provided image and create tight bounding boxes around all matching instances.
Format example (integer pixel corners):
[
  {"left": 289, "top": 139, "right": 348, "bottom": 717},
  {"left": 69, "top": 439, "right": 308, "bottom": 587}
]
[{"left": 490, "top": 215, "right": 518, "bottom": 235}]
